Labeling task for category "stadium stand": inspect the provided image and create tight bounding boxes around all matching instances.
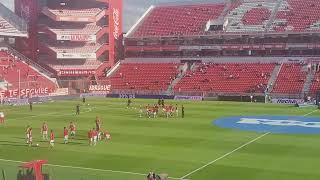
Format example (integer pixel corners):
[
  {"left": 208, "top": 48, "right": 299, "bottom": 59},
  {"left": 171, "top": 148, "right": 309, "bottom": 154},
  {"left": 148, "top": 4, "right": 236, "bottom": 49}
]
[
  {"left": 128, "top": 4, "right": 225, "bottom": 37},
  {"left": 0, "top": 50, "right": 57, "bottom": 91},
  {"left": 174, "top": 62, "right": 276, "bottom": 93},
  {"left": 272, "top": 63, "right": 307, "bottom": 94},
  {"left": 105, "top": 63, "right": 181, "bottom": 91}
]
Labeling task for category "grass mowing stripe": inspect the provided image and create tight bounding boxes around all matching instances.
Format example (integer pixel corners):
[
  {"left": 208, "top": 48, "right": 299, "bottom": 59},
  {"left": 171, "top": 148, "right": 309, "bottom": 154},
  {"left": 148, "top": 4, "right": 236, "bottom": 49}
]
[
  {"left": 180, "top": 109, "right": 318, "bottom": 179},
  {"left": 0, "top": 158, "right": 186, "bottom": 180}
]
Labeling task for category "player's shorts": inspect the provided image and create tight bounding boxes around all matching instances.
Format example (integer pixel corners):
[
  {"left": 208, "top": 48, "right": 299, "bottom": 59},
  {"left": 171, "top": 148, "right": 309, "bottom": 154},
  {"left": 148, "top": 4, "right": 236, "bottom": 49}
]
[
  {"left": 105, "top": 135, "right": 111, "bottom": 139},
  {"left": 93, "top": 136, "right": 97, "bottom": 142},
  {"left": 42, "top": 131, "right": 48, "bottom": 135},
  {"left": 50, "top": 140, "right": 54, "bottom": 144},
  {"left": 64, "top": 135, "right": 68, "bottom": 140},
  {"left": 71, "top": 131, "right": 76, "bottom": 135}
]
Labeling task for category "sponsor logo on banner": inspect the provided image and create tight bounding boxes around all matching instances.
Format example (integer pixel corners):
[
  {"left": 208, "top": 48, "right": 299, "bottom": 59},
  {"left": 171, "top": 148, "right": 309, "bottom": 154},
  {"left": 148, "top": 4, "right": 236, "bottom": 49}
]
[
  {"left": 57, "top": 53, "right": 96, "bottom": 59},
  {"left": 271, "top": 98, "right": 304, "bottom": 104},
  {"left": 113, "top": 8, "right": 120, "bottom": 40},
  {"left": 57, "top": 34, "right": 96, "bottom": 42},
  {"left": 214, "top": 116, "right": 320, "bottom": 134},
  {"left": 89, "top": 85, "right": 111, "bottom": 93},
  {"left": 0, "top": 88, "right": 51, "bottom": 98},
  {"left": 237, "top": 118, "right": 320, "bottom": 128},
  {"left": 174, "top": 95, "right": 203, "bottom": 101}
]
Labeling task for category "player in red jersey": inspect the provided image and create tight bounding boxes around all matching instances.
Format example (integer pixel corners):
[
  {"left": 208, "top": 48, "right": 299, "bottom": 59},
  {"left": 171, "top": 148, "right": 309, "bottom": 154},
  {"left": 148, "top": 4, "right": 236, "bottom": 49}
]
[
  {"left": 63, "top": 127, "right": 69, "bottom": 144},
  {"left": 88, "top": 129, "right": 93, "bottom": 146},
  {"left": 49, "top": 130, "right": 55, "bottom": 148},
  {"left": 41, "top": 122, "right": 48, "bottom": 141},
  {"left": 0, "top": 112, "right": 4, "bottom": 124},
  {"left": 104, "top": 131, "right": 111, "bottom": 142},
  {"left": 28, "top": 128, "right": 33, "bottom": 147},
  {"left": 69, "top": 122, "right": 76, "bottom": 139},
  {"left": 92, "top": 128, "right": 98, "bottom": 146}
]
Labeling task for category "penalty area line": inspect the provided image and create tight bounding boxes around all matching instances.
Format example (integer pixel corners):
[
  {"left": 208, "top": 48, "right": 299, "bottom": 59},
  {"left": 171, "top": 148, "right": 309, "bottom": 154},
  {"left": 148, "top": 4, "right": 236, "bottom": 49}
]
[
  {"left": 180, "top": 109, "right": 318, "bottom": 179},
  {"left": 179, "top": 132, "right": 270, "bottom": 179},
  {"left": 0, "top": 158, "right": 185, "bottom": 180}
]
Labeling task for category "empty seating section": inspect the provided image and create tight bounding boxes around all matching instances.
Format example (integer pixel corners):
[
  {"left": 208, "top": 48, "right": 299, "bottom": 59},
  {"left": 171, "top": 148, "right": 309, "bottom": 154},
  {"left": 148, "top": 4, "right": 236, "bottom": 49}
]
[
  {"left": 272, "top": 63, "right": 307, "bottom": 94},
  {"left": 175, "top": 63, "right": 276, "bottom": 93},
  {"left": 242, "top": 8, "right": 271, "bottom": 25},
  {"left": 0, "top": 51, "right": 56, "bottom": 90},
  {"left": 309, "top": 72, "right": 320, "bottom": 95},
  {"left": 0, "top": 16, "right": 21, "bottom": 35},
  {"left": 132, "top": 4, "right": 224, "bottom": 37},
  {"left": 41, "top": 59, "right": 101, "bottom": 71},
  {"left": 108, "top": 63, "right": 180, "bottom": 91},
  {"left": 225, "top": 1, "right": 276, "bottom": 32},
  {"left": 271, "top": 0, "right": 320, "bottom": 32}
]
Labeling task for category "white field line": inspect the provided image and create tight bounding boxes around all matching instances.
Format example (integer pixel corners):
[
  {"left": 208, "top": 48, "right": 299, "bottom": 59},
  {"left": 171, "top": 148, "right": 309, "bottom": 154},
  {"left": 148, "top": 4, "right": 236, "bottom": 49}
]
[
  {"left": 180, "top": 109, "right": 318, "bottom": 179},
  {"left": 180, "top": 132, "right": 270, "bottom": 179},
  {"left": 0, "top": 158, "right": 186, "bottom": 180}
]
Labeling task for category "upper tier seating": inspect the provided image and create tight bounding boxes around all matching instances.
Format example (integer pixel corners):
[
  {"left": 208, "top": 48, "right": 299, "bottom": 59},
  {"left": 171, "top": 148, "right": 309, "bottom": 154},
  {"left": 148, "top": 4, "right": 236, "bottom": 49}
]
[
  {"left": 0, "top": 51, "right": 56, "bottom": 91},
  {"left": 174, "top": 63, "right": 276, "bottom": 93},
  {"left": 131, "top": 4, "right": 225, "bottom": 37},
  {"left": 270, "top": 0, "right": 320, "bottom": 32},
  {"left": 272, "top": 63, "right": 307, "bottom": 94},
  {"left": 106, "top": 63, "right": 181, "bottom": 91},
  {"left": 225, "top": 1, "right": 276, "bottom": 32}
]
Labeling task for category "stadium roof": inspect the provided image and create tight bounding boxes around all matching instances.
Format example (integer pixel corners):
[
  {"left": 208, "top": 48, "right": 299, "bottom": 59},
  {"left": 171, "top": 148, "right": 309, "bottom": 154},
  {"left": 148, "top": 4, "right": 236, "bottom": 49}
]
[{"left": 0, "top": 2, "right": 28, "bottom": 37}]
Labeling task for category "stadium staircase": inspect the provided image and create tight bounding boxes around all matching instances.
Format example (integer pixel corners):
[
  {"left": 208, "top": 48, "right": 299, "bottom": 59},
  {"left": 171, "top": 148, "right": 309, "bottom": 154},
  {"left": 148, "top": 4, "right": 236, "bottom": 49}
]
[
  {"left": 166, "top": 63, "right": 188, "bottom": 94},
  {"left": 265, "top": 0, "right": 283, "bottom": 32},
  {"left": 302, "top": 69, "right": 315, "bottom": 94},
  {"left": 267, "top": 62, "right": 282, "bottom": 92}
]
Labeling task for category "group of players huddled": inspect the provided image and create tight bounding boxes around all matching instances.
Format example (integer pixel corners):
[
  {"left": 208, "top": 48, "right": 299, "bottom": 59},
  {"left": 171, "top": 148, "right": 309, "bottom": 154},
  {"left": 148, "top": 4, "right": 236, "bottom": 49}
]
[
  {"left": 24, "top": 115, "right": 111, "bottom": 148},
  {"left": 127, "top": 98, "right": 185, "bottom": 118}
]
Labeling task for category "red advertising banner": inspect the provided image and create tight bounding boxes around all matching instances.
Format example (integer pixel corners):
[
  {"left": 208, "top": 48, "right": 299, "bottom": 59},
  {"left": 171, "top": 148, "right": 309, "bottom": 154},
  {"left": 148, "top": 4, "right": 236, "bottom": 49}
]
[
  {"left": 0, "top": 87, "right": 52, "bottom": 98},
  {"left": 88, "top": 85, "right": 111, "bottom": 93},
  {"left": 58, "top": 69, "right": 96, "bottom": 76}
]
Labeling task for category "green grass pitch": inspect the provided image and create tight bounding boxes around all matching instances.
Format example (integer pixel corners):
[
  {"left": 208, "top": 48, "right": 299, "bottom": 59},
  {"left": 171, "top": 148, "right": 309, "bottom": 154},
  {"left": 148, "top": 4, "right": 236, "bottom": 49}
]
[{"left": 0, "top": 98, "right": 320, "bottom": 180}]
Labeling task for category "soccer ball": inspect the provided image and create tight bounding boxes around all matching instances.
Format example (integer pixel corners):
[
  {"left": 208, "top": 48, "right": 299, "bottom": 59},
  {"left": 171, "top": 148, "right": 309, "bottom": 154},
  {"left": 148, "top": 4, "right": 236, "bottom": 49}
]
[{"left": 36, "top": 144, "right": 39, "bottom": 147}]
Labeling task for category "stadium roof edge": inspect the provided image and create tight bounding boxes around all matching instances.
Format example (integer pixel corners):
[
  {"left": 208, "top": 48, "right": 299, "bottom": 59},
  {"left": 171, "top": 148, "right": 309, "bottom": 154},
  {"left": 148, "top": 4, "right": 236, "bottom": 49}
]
[{"left": 125, "top": 5, "right": 155, "bottom": 38}]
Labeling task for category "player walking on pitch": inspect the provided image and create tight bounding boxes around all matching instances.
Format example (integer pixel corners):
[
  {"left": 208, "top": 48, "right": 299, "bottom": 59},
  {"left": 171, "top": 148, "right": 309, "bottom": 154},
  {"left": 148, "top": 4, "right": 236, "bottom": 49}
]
[
  {"left": 69, "top": 122, "right": 76, "bottom": 139},
  {"left": 41, "top": 122, "right": 48, "bottom": 141},
  {"left": 49, "top": 130, "right": 55, "bottom": 148},
  {"left": 63, "top": 127, "right": 69, "bottom": 144},
  {"left": 28, "top": 128, "right": 33, "bottom": 147}
]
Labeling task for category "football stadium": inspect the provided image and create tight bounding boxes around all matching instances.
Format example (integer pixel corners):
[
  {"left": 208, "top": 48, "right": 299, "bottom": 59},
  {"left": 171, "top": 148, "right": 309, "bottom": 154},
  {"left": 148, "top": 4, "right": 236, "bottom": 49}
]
[{"left": 1, "top": 0, "right": 320, "bottom": 179}]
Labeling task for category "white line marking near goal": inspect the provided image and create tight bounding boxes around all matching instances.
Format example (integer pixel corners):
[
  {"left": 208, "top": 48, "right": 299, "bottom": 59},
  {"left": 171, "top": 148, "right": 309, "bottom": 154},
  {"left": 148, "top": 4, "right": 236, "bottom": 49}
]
[
  {"left": 0, "top": 158, "right": 185, "bottom": 180},
  {"left": 180, "top": 132, "right": 270, "bottom": 179},
  {"left": 180, "top": 109, "right": 318, "bottom": 179},
  {"left": 303, "top": 109, "right": 318, "bottom": 116}
]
